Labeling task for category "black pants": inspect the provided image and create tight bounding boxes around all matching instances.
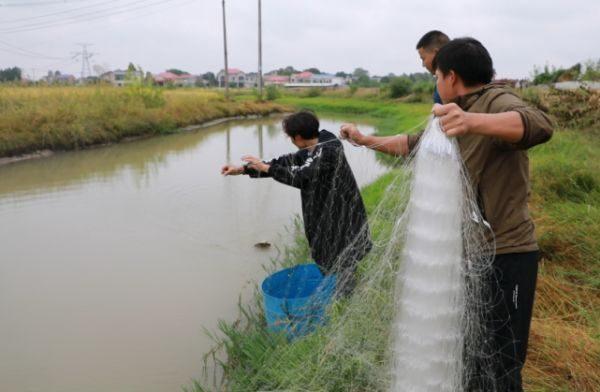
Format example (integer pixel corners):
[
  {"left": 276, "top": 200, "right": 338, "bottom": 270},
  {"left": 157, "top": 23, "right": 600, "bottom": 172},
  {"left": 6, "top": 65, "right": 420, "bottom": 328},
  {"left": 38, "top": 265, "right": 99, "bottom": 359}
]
[{"left": 488, "top": 251, "right": 539, "bottom": 391}]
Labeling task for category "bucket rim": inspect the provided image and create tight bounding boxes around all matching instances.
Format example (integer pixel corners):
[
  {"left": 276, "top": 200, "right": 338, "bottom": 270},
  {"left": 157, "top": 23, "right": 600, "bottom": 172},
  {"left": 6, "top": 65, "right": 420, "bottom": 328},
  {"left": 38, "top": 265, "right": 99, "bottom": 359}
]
[{"left": 261, "top": 263, "right": 334, "bottom": 300}]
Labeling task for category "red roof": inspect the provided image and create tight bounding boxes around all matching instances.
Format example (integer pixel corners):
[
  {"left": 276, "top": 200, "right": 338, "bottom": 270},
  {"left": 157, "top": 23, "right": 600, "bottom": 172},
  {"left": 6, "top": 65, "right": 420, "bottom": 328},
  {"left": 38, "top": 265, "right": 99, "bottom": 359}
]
[
  {"left": 293, "top": 71, "right": 313, "bottom": 78},
  {"left": 155, "top": 71, "right": 180, "bottom": 81},
  {"left": 227, "top": 68, "right": 243, "bottom": 74},
  {"left": 155, "top": 72, "right": 193, "bottom": 82},
  {"left": 265, "top": 75, "right": 289, "bottom": 82}
]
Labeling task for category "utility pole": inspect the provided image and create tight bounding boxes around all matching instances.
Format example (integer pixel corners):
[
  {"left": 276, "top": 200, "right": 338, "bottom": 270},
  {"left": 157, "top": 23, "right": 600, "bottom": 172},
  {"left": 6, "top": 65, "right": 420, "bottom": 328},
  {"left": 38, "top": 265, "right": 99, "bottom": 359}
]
[
  {"left": 221, "top": 0, "right": 229, "bottom": 99},
  {"left": 258, "top": 0, "right": 263, "bottom": 99}
]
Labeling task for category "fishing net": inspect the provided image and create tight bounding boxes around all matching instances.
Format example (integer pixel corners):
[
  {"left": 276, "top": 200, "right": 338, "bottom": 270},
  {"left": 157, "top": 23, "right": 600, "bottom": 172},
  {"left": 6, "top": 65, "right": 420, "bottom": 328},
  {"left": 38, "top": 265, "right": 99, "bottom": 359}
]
[{"left": 197, "top": 116, "right": 499, "bottom": 392}]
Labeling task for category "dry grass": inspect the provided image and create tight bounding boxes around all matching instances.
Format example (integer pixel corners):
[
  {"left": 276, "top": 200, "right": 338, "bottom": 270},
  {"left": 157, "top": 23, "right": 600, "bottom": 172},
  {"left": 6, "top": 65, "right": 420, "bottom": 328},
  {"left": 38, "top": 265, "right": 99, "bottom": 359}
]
[
  {"left": 524, "top": 269, "right": 600, "bottom": 391},
  {"left": 0, "top": 86, "right": 285, "bottom": 157}
]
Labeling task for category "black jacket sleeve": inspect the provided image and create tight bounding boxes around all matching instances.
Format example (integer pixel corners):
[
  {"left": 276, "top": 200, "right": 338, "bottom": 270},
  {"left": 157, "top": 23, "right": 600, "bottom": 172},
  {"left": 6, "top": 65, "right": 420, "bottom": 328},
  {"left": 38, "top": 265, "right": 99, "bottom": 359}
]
[
  {"left": 243, "top": 152, "right": 302, "bottom": 179},
  {"left": 268, "top": 147, "right": 336, "bottom": 189}
]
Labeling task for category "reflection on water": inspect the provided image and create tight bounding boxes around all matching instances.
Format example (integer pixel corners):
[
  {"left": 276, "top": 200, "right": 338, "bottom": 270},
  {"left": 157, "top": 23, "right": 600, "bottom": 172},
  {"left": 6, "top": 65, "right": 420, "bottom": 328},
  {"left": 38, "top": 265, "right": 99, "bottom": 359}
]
[{"left": 0, "top": 116, "right": 385, "bottom": 392}]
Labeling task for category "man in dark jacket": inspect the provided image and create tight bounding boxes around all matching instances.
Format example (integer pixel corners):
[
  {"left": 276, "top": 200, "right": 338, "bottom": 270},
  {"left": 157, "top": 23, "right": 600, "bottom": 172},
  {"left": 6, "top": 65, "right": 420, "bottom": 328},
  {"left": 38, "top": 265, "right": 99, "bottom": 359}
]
[
  {"left": 221, "top": 111, "right": 372, "bottom": 293},
  {"left": 416, "top": 30, "right": 450, "bottom": 104}
]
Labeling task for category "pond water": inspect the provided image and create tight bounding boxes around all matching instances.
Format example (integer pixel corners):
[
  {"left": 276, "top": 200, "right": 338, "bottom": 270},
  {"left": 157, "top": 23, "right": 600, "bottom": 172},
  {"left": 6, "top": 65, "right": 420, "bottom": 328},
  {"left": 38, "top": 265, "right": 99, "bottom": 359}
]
[{"left": 0, "top": 116, "right": 386, "bottom": 392}]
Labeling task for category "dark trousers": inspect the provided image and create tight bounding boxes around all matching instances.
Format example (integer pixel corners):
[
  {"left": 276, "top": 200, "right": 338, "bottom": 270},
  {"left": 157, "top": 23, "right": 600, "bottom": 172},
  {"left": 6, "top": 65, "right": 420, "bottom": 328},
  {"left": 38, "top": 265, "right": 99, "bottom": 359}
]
[{"left": 488, "top": 251, "right": 539, "bottom": 392}]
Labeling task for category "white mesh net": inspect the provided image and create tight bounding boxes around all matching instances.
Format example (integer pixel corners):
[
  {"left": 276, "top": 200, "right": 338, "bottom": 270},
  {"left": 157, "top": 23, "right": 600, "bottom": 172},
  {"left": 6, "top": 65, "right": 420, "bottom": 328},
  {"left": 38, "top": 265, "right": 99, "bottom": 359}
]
[{"left": 197, "top": 116, "right": 499, "bottom": 392}]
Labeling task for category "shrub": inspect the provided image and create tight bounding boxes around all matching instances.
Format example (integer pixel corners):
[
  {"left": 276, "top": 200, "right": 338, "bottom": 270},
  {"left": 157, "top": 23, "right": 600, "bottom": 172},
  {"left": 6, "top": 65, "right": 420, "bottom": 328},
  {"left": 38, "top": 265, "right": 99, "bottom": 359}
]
[
  {"left": 304, "top": 87, "right": 322, "bottom": 98},
  {"left": 388, "top": 77, "right": 412, "bottom": 98},
  {"left": 265, "top": 85, "right": 281, "bottom": 101}
]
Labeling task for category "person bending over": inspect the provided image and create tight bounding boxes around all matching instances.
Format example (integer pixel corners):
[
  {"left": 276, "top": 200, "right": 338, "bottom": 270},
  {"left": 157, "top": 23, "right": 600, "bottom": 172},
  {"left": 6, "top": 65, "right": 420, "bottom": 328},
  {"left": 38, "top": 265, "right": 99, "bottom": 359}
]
[{"left": 222, "top": 111, "right": 372, "bottom": 295}]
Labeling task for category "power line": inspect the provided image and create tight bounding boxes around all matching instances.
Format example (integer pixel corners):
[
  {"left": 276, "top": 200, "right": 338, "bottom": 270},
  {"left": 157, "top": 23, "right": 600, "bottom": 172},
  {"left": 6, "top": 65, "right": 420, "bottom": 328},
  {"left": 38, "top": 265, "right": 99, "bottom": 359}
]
[
  {"left": 0, "top": 0, "right": 152, "bottom": 32},
  {"left": 0, "top": 0, "right": 179, "bottom": 34},
  {"left": 107, "top": 0, "right": 195, "bottom": 24},
  {"left": 0, "top": 0, "right": 119, "bottom": 25},
  {"left": 0, "top": 0, "right": 92, "bottom": 6},
  {"left": 0, "top": 39, "right": 68, "bottom": 59}
]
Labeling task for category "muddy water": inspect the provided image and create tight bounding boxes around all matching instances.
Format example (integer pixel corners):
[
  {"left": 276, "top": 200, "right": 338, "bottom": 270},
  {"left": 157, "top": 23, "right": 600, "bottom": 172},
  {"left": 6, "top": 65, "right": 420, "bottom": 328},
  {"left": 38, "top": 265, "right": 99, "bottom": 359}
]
[{"left": 0, "top": 116, "right": 386, "bottom": 392}]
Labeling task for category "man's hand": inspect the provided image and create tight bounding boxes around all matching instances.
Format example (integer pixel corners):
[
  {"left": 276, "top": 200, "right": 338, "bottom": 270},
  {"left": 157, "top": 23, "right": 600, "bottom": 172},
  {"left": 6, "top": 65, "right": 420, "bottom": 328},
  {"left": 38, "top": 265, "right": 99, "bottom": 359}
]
[
  {"left": 221, "top": 164, "right": 244, "bottom": 176},
  {"left": 339, "top": 123, "right": 365, "bottom": 146},
  {"left": 242, "top": 155, "right": 270, "bottom": 173},
  {"left": 433, "top": 103, "right": 473, "bottom": 137}
]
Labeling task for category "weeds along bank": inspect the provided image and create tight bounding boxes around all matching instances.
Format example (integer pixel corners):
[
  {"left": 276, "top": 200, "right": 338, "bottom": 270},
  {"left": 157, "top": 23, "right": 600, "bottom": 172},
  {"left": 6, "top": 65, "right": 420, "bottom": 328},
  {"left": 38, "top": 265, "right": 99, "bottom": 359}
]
[
  {"left": 0, "top": 86, "right": 285, "bottom": 158},
  {"left": 194, "top": 88, "right": 599, "bottom": 392}
]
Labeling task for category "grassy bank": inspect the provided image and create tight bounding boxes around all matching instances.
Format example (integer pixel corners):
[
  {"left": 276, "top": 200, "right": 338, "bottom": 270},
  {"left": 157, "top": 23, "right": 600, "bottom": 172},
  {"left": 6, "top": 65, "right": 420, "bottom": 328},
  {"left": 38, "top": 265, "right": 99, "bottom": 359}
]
[
  {"left": 0, "top": 86, "right": 285, "bottom": 158},
  {"left": 276, "top": 95, "right": 431, "bottom": 136}
]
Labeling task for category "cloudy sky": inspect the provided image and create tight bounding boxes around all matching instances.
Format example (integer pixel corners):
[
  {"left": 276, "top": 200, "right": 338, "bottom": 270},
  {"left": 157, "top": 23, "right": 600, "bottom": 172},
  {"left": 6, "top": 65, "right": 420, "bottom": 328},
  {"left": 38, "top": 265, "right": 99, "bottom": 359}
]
[{"left": 0, "top": 0, "right": 598, "bottom": 80}]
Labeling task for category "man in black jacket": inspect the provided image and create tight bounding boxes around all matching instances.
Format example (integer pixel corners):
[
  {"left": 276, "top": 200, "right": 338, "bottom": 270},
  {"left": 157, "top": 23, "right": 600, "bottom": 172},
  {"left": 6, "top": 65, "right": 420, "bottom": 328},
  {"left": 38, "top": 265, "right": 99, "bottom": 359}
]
[{"left": 221, "top": 111, "right": 372, "bottom": 294}]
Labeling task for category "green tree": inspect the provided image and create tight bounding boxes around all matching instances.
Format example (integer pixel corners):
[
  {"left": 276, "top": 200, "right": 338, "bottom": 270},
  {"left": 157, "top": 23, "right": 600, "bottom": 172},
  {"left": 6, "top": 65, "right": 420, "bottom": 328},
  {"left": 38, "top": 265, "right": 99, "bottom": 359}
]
[
  {"left": 0, "top": 67, "right": 22, "bottom": 82},
  {"left": 271, "top": 66, "right": 298, "bottom": 76},
  {"left": 202, "top": 72, "right": 217, "bottom": 86},
  {"left": 166, "top": 68, "right": 188, "bottom": 75},
  {"left": 581, "top": 59, "right": 600, "bottom": 81},
  {"left": 304, "top": 68, "right": 321, "bottom": 74},
  {"left": 352, "top": 68, "right": 371, "bottom": 86}
]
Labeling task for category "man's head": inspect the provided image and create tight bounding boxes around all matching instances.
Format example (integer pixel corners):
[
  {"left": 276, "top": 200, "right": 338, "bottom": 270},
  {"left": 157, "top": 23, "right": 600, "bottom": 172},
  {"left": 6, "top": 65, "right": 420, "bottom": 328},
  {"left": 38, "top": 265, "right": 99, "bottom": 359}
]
[
  {"left": 432, "top": 37, "right": 495, "bottom": 103},
  {"left": 416, "top": 30, "right": 450, "bottom": 74},
  {"left": 283, "top": 111, "right": 320, "bottom": 148}
]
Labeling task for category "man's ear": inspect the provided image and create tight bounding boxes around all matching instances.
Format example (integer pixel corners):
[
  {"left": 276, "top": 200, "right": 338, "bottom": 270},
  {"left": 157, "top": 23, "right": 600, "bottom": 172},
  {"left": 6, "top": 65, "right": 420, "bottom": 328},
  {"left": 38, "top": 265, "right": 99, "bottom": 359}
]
[{"left": 449, "top": 70, "right": 458, "bottom": 87}]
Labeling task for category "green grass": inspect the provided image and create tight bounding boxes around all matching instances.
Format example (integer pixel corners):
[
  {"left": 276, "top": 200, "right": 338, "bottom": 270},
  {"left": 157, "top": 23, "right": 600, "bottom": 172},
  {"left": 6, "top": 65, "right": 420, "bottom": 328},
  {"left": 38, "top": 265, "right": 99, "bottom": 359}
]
[{"left": 276, "top": 95, "right": 431, "bottom": 137}]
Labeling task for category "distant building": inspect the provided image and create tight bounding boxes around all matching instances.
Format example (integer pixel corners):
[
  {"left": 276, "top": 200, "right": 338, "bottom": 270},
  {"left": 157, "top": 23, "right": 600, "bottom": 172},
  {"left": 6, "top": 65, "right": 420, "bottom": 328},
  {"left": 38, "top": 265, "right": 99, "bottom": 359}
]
[
  {"left": 514, "top": 79, "right": 530, "bottom": 89},
  {"left": 101, "top": 69, "right": 143, "bottom": 87},
  {"left": 217, "top": 68, "right": 245, "bottom": 87},
  {"left": 153, "top": 72, "right": 200, "bottom": 87},
  {"left": 244, "top": 72, "right": 258, "bottom": 88},
  {"left": 42, "top": 71, "right": 77, "bottom": 85},
  {"left": 174, "top": 74, "right": 200, "bottom": 87},
  {"left": 554, "top": 81, "right": 600, "bottom": 91},
  {"left": 264, "top": 74, "right": 290, "bottom": 85},
  {"left": 153, "top": 71, "right": 180, "bottom": 85},
  {"left": 286, "top": 72, "right": 346, "bottom": 88}
]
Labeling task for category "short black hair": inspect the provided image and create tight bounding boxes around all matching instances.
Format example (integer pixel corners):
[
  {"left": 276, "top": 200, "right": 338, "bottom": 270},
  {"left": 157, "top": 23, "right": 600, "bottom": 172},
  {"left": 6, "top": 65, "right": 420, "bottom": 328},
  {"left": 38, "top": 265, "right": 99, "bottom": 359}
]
[
  {"left": 432, "top": 37, "right": 495, "bottom": 87},
  {"left": 282, "top": 111, "right": 320, "bottom": 139},
  {"left": 416, "top": 30, "right": 450, "bottom": 50}
]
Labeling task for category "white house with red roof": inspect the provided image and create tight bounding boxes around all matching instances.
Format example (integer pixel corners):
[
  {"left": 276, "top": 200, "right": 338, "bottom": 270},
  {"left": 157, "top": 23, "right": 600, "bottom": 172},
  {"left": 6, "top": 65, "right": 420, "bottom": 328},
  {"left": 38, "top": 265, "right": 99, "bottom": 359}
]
[
  {"left": 100, "top": 69, "right": 143, "bottom": 87},
  {"left": 217, "top": 68, "right": 246, "bottom": 87},
  {"left": 264, "top": 74, "right": 290, "bottom": 85},
  {"left": 287, "top": 72, "right": 346, "bottom": 88},
  {"left": 153, "top": 72, "right": 200, "bottom": 87}
]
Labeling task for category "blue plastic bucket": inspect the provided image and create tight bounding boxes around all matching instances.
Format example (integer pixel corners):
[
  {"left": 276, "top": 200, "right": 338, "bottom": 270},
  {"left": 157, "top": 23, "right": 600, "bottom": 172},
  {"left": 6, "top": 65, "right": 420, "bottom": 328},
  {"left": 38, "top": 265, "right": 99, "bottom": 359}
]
[{"left": 261, "top": 264, "right": 336, "bottom": 339}]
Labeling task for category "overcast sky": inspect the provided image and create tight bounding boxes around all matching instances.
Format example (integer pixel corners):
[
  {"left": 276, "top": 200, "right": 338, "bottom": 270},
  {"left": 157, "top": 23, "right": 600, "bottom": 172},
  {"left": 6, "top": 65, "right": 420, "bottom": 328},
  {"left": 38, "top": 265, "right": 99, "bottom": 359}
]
[{"left": 0, "top": 0, "right": 598, "bottom": 80}]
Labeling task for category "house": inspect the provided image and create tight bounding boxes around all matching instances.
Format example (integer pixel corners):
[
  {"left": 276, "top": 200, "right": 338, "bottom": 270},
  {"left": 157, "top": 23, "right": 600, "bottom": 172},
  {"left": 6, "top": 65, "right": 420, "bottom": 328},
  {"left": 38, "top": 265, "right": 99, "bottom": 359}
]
[
  {"left": 244, "top": 72, "right": 258, "bottom": 88},
  {"left": 153, "top": 72, "right": 199, "bottom": 87},
  {"left": 290, "top": 71, "right": 313, "bottom": 84},
  {"left": 217, "top": 68, "right": 245, "bottom": 87},
  {"left": 286, "top": 72, "right": 346, "bottom": 88},
  {"left": 173, "top": 74, "right": 199, "bottom": 87},
  {"left": 153, "top": 71, "right": 179, "bottom": 85},
  {"left": 264, "top": 74, "right": 290, "bottom": 85},
  {"left": 101, "top": 69, "right": 143, "bottom": 87},
  {"left": 42, "top": 71, "right": 77, "bottom": 85}
]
